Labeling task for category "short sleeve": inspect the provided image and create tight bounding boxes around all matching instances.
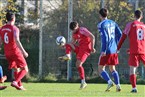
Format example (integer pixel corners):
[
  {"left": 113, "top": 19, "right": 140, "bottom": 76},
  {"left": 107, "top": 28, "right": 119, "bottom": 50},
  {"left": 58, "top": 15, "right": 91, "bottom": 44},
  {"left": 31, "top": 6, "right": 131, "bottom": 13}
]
[{"left": 79, "top": 27, "right": 91, "bottom": 36}]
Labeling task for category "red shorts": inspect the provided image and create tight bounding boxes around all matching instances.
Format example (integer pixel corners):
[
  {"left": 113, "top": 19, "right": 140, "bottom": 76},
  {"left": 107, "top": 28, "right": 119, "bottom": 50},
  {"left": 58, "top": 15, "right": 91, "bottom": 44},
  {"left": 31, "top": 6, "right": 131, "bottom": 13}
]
[
  {"left": 76, "top": 50, "right": 90, "bottom": 63},
  {"left": 6, "top": 52, "right": 27, "bottom": 69},
  {"left": 129, "top": 54, "right": 145, "bottom": 67},
  {"left": 98, "top": 53, "right": 119, "bottom": 66}
]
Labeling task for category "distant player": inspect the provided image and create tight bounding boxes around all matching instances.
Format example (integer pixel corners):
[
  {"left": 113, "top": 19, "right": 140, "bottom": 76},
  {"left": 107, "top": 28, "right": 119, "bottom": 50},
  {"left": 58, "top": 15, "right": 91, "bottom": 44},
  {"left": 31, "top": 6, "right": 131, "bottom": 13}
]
[
  {"left": 97, "top": 8, "right": 122, "bottom": 92},
  {"left": 0, "top": 65, "right": 7, "bottom": 90},
  {"left": 69, "top": 21, "right": 96, "bottom": 89},
  {"left": 0, "top": 12, "right": 28, "bottom": 90},
  {"left": 117, "top": 10, "right": 145, "bottom": 93}
]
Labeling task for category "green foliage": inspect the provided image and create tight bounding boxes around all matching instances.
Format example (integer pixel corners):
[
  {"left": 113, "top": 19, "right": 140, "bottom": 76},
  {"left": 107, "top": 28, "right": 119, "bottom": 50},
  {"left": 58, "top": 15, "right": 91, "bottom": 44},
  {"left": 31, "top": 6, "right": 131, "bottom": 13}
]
[
  {"left": 106, "top": 1, "right": 134, "bottom": 30},
  {"left": 0, "top": 0, "right": 23, "bottom": 26}
]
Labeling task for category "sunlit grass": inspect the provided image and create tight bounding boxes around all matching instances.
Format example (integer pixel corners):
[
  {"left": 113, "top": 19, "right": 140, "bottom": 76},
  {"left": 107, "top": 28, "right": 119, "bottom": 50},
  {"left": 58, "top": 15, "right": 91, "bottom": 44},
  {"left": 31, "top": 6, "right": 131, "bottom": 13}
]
[{"left": 0, "top": 83, "right": 144, "bottom": 97}]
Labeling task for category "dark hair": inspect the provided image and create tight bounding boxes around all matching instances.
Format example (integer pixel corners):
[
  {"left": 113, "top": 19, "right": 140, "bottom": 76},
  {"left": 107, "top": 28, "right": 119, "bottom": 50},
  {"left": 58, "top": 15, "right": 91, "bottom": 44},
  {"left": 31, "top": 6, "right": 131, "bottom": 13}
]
[
  {"left": 134, "top": 10, "right": 143, "bottom": 19},
  {"left": 99, "top": 8, "right": 108, "bottom": 17},
  {"left": 6, "top": 12, "right": 15, "bottom": 21},
  {"left": 69, "top": 21, "right": 78, "bottom": 30}
]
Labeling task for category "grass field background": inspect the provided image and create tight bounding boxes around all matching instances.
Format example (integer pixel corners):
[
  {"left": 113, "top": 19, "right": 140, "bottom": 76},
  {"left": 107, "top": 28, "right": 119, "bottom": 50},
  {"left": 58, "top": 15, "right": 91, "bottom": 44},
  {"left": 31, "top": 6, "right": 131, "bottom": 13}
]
[{"left": 0, "top": 82, "right": 144, "bottom": 97}]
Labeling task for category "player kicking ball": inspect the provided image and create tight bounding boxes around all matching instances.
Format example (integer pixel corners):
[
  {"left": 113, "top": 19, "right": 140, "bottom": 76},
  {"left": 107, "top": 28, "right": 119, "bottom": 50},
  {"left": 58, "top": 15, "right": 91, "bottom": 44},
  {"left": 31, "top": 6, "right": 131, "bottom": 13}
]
[
  {"left": 57, "top": 21, "right": 96, "bottom": 89},
  {"left": 56, "top": 36, "right": 78, "bottom": 62}
]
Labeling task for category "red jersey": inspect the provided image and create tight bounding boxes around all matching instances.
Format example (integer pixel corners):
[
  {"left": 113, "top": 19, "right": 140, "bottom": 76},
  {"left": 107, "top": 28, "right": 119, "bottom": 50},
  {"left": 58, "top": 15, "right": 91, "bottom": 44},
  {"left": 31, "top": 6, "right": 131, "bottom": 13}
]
[
  {"left": 0, "top": 24, "right": 21, "bottom": 56},
  {"left": 124, "top": 20, "right": 145, "bottom": 54},
  {"left": 73, "top": 27, "right": 91, "bottom": 52}
]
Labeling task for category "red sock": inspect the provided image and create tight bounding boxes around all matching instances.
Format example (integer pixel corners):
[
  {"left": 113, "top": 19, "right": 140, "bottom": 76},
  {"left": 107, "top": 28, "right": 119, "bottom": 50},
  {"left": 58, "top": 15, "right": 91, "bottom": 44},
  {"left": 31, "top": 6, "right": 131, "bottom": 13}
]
[
  {"left": 130, "top": 74, "right": 136, "bottom": 88},
  {"left": 14, "top": 71, "right": 18, "bottom": 80},
  {"left": 14, "top": 71, "right": 22, "bottom": 86},
  {"left": 18, "top": 81, "right": 22, "bottom": 86},
  {"left": 77, "top": 66, "right": 85, "bottom": 79},
  {"left": 15, "top": 69, "right": 27, "bottom": 83}
]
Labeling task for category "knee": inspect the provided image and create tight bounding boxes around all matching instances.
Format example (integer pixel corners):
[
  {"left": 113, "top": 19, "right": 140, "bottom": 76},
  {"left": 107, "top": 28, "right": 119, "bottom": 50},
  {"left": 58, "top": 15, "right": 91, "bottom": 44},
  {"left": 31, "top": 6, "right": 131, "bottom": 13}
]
[
  {"left": 76, "top": 60, "right": 83, "bottom": 68},
  {"left": 98, "top": 66, "right": 104, "bottom": 74},
  {"left": 21, "top": 66, "right": 29, "bottom": 73}
]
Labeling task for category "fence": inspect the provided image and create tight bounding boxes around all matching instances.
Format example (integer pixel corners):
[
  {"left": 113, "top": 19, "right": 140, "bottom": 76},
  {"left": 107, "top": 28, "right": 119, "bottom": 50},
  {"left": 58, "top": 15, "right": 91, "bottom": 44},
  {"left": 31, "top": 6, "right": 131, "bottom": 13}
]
[
  {"left": 1, "top": 0, "right": 145, "bottom": 82},
  {"left": 39, "top": 0, "right": 145, "bottom": 81}
]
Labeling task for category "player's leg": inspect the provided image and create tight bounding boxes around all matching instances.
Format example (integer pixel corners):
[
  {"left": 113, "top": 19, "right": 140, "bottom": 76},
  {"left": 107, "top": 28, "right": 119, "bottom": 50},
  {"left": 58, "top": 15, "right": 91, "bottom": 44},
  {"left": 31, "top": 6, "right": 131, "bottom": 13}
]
[
  {"left": 129, "top": 54, "right": 138, "bottom": 93},
  {"left": 11, "top": 66, "right": 28, "bottom": 90},
  {"left": 0, "top": 66, "right": 7, "bottom": 83},
  {"left": 11, "top": 53, "right": 28, "bottom": 90},
  {"left": 76, "top": 52, "right": 89, "bottom": 89},
  {"left": 98, "top": 65, "right": 113, "bottom": 91},
  {"left": 98, "top": 55, "right": 113, "bottom": 91},
  {"left": 76, "top": 60, "right": 87, "bottom": 89},
  {"left": 130, "top": 66, "right": 137, "bottom": 93},
  {"left": 0, "top": 66, "right": 7, "bottom": 90},
  {"left": 109, "top": 66, "right": 121, "bottom": 92},
  {"left": 13, "top": 68, "right": 25, "bottom": 90}
]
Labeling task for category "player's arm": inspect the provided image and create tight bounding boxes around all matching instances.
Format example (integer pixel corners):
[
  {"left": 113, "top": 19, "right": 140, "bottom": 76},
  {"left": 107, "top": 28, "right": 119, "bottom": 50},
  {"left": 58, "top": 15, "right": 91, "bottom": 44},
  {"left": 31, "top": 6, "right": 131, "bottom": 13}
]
[
  {"left": 80, "top": 28, "right": 96, "bottom": 53},
  {"left": 117, "top": 33, "right": 127, "bottom": 51},
  {"left": 71, "top": 37, "right": 77, "bottom": 45},
  {"left": 115, "top": 24, "right": 122, "bottom": 43},
  {"left": 117, "top": 22, "right": 131, "bottom": 51},
  {"left": 14, "top": 27, "right": 28, "bottom": 58},
  {"left": 100, "top": 28, "right": 108, "bottom": 56}
]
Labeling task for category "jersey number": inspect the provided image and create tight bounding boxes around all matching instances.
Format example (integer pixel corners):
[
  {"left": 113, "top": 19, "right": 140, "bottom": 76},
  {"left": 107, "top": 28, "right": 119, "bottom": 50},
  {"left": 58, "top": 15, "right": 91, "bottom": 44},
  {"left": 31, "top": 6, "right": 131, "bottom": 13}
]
[
  {"left": 137, "top": 29, "right": 144, "bottom": 40},
  {"left": 108, "top": 27, "right": 115, "bottom": 39},
  {"left": 4, "top": 33, "right": 9, "bottom": 44}
]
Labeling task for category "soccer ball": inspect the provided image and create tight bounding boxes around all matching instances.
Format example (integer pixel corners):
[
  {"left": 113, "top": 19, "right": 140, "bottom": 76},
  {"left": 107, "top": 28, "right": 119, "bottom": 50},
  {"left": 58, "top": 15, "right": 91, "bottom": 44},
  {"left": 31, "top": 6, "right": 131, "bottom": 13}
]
[{"left": 56, "top": 36, "right": 66, "bottom": 46}]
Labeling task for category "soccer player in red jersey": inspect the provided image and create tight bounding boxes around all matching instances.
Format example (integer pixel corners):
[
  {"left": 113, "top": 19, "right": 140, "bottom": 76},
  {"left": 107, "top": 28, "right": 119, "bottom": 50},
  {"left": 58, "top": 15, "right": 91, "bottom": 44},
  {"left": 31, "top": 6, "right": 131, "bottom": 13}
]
[
  {"left": 69, "top": 21, "right": 96, "bottom": 89},
  {"left": 117, "top": 10, "right": 145, "bottom": 93},
  {"left": 0, "top": 12, "right": 29, "bottom": 90}
]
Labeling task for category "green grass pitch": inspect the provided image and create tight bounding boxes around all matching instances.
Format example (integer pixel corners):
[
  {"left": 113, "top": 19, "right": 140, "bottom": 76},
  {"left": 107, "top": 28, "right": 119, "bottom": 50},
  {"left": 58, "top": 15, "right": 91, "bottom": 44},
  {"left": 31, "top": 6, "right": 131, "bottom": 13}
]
[{"left": 0, "top": 82, "right": 144, "bottom": 97}]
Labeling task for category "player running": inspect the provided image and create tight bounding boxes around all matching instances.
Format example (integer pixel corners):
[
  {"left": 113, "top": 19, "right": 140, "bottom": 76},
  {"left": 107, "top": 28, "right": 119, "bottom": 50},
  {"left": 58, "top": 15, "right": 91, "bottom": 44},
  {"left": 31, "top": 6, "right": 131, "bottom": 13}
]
[
  {"left": 0, "top": 12, "right": 28, "bottom": 90},
  {"left": 97, "top": 8, "right": 122, "bottom": 92},
  {"left": 117, "top": 10, "right": 145, "bottom": 93}
]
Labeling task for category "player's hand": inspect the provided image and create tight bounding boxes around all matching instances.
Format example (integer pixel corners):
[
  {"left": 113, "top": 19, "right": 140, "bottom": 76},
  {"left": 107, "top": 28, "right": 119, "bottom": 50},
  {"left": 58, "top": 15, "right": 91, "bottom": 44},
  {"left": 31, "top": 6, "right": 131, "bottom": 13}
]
[
  {"left": 23, "top": 51, "right": 28, "bottom": 58},
  {"left": 91, "top": 48, "right": 96, "bottom": 53},
  {"left": 127, "top": 49, "right": 130, "bottom": 54},
  {"left": 100, "top": 52, "right": 106, "bottom": 56},
  {"left": 116, "top": 50, "right": 120, "bottom": 53}
]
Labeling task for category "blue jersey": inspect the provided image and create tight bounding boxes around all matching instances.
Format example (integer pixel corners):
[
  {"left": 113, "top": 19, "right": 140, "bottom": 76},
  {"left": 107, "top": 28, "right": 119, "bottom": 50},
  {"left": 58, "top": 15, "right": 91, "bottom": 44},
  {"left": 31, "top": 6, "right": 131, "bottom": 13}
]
[{"left": 97, "top": 19, "right": 122, "bottom": 54}]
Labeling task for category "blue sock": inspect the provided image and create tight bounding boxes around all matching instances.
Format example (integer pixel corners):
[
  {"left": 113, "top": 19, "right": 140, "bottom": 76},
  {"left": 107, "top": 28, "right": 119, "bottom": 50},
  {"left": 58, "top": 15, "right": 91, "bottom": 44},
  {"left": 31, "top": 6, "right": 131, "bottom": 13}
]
[
  {"left": 112, "top": 71, "right": 120, "bottom": 85},
  {"left": 101, "top": 71, "right": 111, "bottom": 82},
  {"left": 0, "top": 66, "right": 3, "bottom": 78}
]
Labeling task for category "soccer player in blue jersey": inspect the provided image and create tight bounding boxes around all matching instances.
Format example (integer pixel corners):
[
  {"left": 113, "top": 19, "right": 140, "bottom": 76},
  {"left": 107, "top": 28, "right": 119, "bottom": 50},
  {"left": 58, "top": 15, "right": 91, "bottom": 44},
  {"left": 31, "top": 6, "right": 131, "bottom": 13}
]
[
  {"left": 0, "top": 65, "right": 7, "bottom": 90},
  {"left": 97, "top": 8, "right": 122, "bottom": 92}
]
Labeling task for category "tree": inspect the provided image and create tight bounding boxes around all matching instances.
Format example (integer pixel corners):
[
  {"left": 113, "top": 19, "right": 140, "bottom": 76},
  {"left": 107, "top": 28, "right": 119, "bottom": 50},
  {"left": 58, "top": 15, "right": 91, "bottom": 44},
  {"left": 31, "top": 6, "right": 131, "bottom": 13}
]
[{"left": 0, "top": 0, "right": 22, "bottom": 26}]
